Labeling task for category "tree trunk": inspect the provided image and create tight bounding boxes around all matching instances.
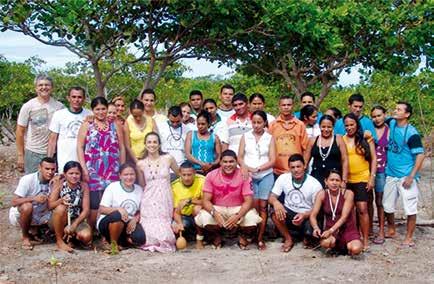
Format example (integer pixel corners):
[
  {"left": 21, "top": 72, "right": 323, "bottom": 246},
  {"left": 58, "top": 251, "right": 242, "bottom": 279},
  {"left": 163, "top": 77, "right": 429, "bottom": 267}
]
[{"left": 91, "top": 61, "right": 106, "bottom": 97}]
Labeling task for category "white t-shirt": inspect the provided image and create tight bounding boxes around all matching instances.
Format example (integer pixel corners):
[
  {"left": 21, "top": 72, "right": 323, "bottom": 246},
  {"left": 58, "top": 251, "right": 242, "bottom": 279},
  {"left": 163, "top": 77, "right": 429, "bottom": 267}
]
[
  {"left": 96, "top": 181, "right": 143, "bottom": 228},
  {"left": 243, "top": 130, "right": 273, "bottom": 179},
  {"left": 12, "top": 172, "right": 51, "bottom": 225},
  {"left": 157, "top": 120, "right": 188, "bottom": 166},
  {"left": 271, "top": 173, "right": 322, "bottom": 213},
  {"left": 152, "top": 113, "right": 168, "bottom": 124},
  {"left": 306, "top": 124, "right": 321, "bottom": 139},
  {"left": 227, "top": 115, "right": 252, "bottom": 155},
  {"left": 49, "top": 108, "right": 92, "bottom": 172},
  {"left": 266, "top": 113, "right": 276, "bottom": 124},
  {"left": 17, "top": 97, "right": 64, "bottom": 154},
  {"left": 217, "top": 108, "right": 235, "bottom": 123},
  {"left": 210, "top": 120, "right": 228, "bottom": 144}
]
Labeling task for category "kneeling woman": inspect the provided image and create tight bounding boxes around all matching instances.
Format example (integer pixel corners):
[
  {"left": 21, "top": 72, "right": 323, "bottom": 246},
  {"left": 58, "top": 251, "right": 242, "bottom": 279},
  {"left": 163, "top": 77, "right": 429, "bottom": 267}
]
[
  {"left": 97, "top": 163, "right": 145, "bottom": 253},
  {"left": 49, "top": 161, "right": 92, "bottom": 253},
  {"left": 310, "top": 170, "right": 363, "bottom": 255}
]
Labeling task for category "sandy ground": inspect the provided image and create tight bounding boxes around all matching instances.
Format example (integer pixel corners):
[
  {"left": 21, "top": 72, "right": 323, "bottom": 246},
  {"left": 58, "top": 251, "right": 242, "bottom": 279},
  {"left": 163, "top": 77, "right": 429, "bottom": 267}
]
[{"left": 0, "top": 144, "right": 433, "bottom": 284}]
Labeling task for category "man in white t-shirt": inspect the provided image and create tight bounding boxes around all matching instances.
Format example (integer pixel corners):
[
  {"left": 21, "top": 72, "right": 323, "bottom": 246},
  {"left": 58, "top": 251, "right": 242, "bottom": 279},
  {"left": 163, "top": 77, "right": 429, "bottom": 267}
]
[
  {"left": 157, "top": 106, "right": 189, "bottom": 180},
  {"left": 225, "top": 93, "right": 252, "bottom": 154},
  {"left": 16, "top": 74, "right": 64, "bottom": 173},
  {"left": 48, "top": 86, "right": 91, "bottom": 173},
  {"left": 269, "top": 154, "right": 322, "bottom": 252},
  {"left": 9, "top": 157, "right": 56, "bottom": 250},
  {"left": 216, "top": 84, "right": 235, "bottom": 123}
]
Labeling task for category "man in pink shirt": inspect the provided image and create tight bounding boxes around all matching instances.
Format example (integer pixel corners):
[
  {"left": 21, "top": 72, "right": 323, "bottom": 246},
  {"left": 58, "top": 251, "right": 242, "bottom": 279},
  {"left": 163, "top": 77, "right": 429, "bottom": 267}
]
[{"left": 195, "top": 150, "right": 261, "bottom": 249}]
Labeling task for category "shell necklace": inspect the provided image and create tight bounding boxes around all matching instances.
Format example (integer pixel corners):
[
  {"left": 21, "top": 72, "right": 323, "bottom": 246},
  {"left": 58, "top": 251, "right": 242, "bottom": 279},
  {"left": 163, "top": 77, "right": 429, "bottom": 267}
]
[
  {"left": 327, "top": 189, "right": 340, "bottom": 221},
  {"left": 319, "top": 134, "right": 334, "bottom": 164}
]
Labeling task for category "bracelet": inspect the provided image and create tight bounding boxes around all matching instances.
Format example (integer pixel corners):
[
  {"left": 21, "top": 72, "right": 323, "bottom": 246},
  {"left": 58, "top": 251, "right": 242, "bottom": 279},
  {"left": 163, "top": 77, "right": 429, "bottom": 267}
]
[{"left": 210, "top": 207, "right": 216, "bottom": 217}]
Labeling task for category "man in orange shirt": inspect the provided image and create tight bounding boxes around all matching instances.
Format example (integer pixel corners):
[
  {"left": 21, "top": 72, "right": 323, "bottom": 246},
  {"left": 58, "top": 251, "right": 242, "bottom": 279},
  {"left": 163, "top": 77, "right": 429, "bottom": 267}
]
[{"left": 269, "top": 95, "right": 308, "bottom": 177}]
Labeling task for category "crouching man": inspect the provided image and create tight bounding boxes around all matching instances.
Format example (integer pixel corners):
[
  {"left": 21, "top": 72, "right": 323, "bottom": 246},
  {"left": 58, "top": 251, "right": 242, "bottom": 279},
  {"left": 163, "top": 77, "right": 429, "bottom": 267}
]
[
  {"left": 9, "top": 157, "right": 56, "bottom": 250},
  {"left": 195, "top": 150, "right": 261, "bottom": 249},
  {"left": 172, "top": 161, "right": 205, "bottom": 249},
  {"left": 269, "top": 154, "right": 322, "bottom": 252}
]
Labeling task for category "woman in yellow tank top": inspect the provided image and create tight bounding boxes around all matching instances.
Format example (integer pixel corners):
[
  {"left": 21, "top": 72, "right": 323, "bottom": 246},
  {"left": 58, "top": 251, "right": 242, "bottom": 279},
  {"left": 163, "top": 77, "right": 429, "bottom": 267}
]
[
  {"left": 343, "top": 113, "right": 376, "bottom": 250},
  {"left": 124, "top": 99, "right": 158, "bottom": 163}
]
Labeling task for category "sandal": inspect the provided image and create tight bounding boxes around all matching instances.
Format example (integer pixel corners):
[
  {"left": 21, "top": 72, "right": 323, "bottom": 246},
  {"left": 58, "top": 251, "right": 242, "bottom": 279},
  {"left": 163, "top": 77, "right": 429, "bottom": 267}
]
[
  {"left": 373, "top": 236, "right": 385, "bottom": 245},
  {"left": 257, "top": 240, "right": 266, "bottom": 251},
  {"left": 281, "top": 241, "right": 293, "bottom": 253},
  {"left": 21, "top": 243, "right": 34, "bottom": 251},
  {"left": 238, "top": 237, "right": 249, "bottom": 250},
  {"left": 400, "top": 242, "right": 415, "bottom": 248}
]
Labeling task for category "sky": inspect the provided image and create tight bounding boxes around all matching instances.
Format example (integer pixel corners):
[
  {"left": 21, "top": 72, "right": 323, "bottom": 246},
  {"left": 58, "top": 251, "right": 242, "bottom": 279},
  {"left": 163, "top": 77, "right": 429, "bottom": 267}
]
[{"left": 0, "top": 30, "right": 361, "bottom": 86}]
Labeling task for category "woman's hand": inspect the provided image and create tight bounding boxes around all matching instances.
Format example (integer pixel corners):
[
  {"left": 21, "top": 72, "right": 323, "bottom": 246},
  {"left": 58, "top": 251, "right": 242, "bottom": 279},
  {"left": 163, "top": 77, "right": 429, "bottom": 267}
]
[
  {"left": 313, "top": 228, "right": 322, "bottom": 238},
  {"left": 126, "top": 219, "right": 137, "bottom": 234},
  {"left": 118, "top": 208, "right": 129, "bottom": 222}
]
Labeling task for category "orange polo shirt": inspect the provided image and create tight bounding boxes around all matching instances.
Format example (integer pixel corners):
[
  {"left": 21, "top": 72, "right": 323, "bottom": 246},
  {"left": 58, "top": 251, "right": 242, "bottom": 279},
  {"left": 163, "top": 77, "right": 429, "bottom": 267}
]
[{"left": 268, "top": 115, "right": 308, "bottom": 175}]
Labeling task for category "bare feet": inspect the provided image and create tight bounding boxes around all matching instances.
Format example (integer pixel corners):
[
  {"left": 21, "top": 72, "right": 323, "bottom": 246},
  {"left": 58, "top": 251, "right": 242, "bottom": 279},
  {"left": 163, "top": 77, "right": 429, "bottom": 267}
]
[
  {"left": 196, "top": 240, "right": 204, "bottom": 250},
  {"left": 385, "top": 228, "right": 396, "bottom": 238},
  {"left": 212, "top": 235, "right": 222, "bottom": 249},
  {"left": 21, "top": 238, "right": 33, "bottom": 250},
  {"left": 56, "top": 240, "right": 73, "bottom": 253},
  {"left": 281, "top": 239, "right": 293, "bottom": 253},
  {"left": 238, "top": 236, "right": 249, "bottom": 250}
]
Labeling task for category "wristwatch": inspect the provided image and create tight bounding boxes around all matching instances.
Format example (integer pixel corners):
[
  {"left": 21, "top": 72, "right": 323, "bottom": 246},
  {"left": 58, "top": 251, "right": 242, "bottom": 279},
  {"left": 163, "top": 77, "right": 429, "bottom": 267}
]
[{"left": 210, "top": 207, "right": 216, "bottom": 217}]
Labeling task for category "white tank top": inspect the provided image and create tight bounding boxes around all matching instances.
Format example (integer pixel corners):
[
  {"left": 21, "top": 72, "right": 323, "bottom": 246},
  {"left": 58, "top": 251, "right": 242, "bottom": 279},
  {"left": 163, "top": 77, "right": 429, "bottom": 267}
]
[{"left": 243, "top": 130, "right": 273, "bottom": 179}]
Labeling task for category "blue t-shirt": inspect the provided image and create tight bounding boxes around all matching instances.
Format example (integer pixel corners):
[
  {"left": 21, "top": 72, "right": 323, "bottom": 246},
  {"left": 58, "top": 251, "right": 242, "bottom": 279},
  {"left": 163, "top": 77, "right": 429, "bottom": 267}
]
[
  {"left": 385, "top": 119, "right": 424, "bottom": 178},
  {"left": 334, "top": 115, "right": 378, "bottom": 141},
  {"left": 295, "top": 111, "right": 323, "bottom": 124}
]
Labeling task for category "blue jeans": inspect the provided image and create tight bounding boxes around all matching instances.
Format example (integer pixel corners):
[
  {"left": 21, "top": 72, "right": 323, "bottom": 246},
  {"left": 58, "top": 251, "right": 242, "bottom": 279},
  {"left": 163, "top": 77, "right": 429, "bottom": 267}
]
[
  {"left": 375, "top": 173, "right": 386, "bottom": 193},
  {"left": 252, "top": 173, "right": 275, "bottom": 200}
]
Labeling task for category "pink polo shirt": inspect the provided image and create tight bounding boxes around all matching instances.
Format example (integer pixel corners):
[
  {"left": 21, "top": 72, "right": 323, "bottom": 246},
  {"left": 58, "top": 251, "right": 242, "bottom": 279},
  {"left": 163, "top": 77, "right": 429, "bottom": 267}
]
[{"left": 203, "top": 168, "right": 253, "bottom": 207}]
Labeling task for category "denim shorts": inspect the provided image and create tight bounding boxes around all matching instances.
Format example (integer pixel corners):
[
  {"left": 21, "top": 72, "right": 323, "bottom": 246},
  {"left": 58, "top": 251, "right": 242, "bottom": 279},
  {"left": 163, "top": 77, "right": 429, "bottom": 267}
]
[
  {"left": 375, "top": 172, "right": 386, "bottom": 193},
  {"left": 252, "top": 173, "right": 274, "bottom": 200}
]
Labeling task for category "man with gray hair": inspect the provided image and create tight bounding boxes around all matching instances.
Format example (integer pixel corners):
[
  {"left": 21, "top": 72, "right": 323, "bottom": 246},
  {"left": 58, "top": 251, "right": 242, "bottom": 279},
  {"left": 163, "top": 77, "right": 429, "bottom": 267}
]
[{"left": 16, "top": 74, "right": 63, "bottom": 173}]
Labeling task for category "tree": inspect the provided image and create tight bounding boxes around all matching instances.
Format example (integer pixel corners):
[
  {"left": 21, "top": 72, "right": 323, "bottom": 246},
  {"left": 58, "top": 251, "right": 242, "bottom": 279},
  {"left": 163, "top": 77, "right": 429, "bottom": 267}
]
[
  {"left": 0, "top": 0, "right": 260, "bottom": 97},
  {"left": 0, "top": 0, "right": 145, "bottom": 97},
  {"left": 221, "top": 0, "right": 432, "bottom": 105}
]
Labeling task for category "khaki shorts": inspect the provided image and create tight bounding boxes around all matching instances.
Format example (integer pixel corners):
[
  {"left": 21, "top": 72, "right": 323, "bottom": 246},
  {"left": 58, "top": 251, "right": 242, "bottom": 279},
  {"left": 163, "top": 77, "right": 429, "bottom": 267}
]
[{"left": 195, "top": 206, "right": 262, "bottom": 228}]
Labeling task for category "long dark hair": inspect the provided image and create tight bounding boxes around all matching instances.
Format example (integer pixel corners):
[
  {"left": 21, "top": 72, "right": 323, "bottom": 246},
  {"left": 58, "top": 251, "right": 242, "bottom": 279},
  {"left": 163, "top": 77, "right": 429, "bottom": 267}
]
[
  {"left": 344, "top": 113, "right": 371, "bottom": 161},
  {"left": 142, "top": 131, "right": 166, "bottom": 158}
]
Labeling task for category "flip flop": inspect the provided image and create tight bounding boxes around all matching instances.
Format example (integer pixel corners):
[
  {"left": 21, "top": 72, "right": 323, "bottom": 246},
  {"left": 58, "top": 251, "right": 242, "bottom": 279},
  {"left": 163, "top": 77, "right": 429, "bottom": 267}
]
[
  {"left": 373, "top": 236, "right": 385, "bottom": 245},
  {"left": 21, "top": 243, "right": 33, "bottom": 250},
  {"left": 281, "top": 241, "right": 293, "bottom": 253},
  {"left": 400, "top": 242, "right": 415, "bottom": 248},
  {"left": 257, "top": 240, "right": 266, "bottom": 251}
]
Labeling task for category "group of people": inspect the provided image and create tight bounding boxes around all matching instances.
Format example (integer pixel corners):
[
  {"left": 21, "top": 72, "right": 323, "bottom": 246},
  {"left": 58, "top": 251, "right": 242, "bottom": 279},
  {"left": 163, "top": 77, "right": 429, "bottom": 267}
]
[{"left": 9, "top": 74, "right": 425, "bottom": 256}]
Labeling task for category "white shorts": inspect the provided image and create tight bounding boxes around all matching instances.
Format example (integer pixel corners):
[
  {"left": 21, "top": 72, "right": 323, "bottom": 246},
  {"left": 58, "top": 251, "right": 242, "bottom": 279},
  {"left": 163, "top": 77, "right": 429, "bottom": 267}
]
[
  {"left": 195, "top": 206, "right": 262, "bottom": 228},
  {"left": 9, "top": 207, "right": 20, "bottom": 226},
  {"left": 383, "top": 176, "right": 418, "bottom": 216}
]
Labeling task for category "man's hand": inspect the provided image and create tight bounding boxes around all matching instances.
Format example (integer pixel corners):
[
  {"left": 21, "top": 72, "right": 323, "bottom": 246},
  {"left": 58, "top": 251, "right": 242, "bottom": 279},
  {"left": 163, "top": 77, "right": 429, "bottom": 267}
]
[
  {"left": 213, "top": 211, "right": 225, "bottom": 228},
  {"left": 64, "top": 223, "right": 76, "bottom": 236},
  {"left": 273, "top": 202, "right": 286, "bottom": 221},
  {"left": 224, "top": 214, "right": 240, "bottom": 230},
  {"left": 17, "top": 156, "right": 24, "bottom": 172},
  {"left": 177, "top": 199, "right": 189, "bottom": 212},
  {"left": 402, "top": 176, "right": 414, "bottom": 189},
  {"left": 33, "top": 194, "right": 48, "bottom": 204},
  {"left": 292, "top": 213, "right": 305, "bottom": 226},
  {"left": 171, "top": 222, "right": 184, "bottom": 234}
]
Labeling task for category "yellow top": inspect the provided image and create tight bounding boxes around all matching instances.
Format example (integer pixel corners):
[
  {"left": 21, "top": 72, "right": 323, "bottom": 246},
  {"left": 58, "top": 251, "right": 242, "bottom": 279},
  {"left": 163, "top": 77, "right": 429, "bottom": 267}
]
[
  {"left": 127, "top": 115, "right": 153, "bottom": 158},
  {"left": 171, "top": 175, "right": 205, "bottom": 216},
  {"left": 343, "top": 135, "right": 370, "bottom": 183}
]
